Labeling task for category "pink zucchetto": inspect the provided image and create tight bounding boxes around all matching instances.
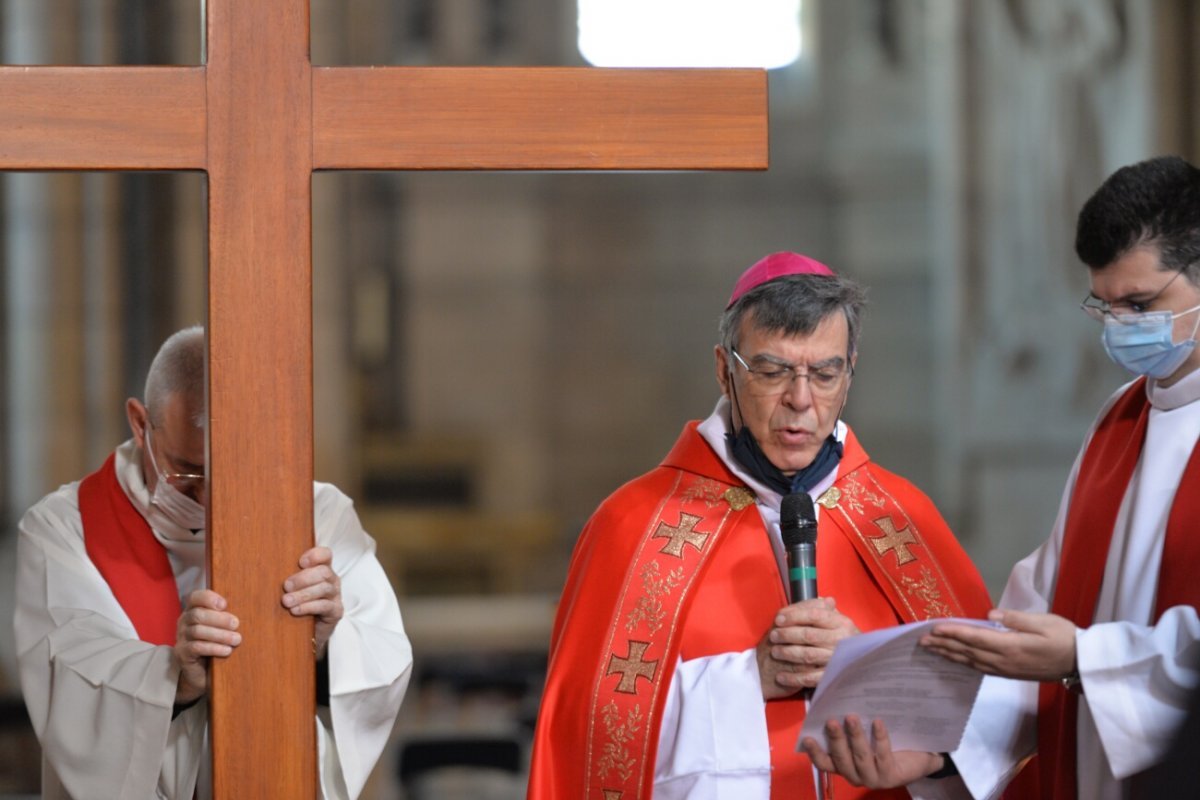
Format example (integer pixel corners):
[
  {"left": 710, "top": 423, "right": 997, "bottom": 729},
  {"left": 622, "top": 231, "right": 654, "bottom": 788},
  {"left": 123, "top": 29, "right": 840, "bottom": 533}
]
[{"left": 726, "top": 252, "right": 836, "bottom": 309}]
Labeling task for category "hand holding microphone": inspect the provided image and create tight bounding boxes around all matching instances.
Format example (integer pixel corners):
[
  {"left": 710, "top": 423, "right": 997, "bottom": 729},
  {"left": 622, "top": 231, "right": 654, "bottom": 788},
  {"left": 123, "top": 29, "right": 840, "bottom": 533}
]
[{"left": 759, "top": 492, "right": 858, "bottom": 700}]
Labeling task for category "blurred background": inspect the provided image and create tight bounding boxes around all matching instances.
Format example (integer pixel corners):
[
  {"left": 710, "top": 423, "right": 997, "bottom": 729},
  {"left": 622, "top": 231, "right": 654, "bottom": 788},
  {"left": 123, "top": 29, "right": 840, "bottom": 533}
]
[{"left": 0, "top": 0, "right": 1197, "bottom": 797}]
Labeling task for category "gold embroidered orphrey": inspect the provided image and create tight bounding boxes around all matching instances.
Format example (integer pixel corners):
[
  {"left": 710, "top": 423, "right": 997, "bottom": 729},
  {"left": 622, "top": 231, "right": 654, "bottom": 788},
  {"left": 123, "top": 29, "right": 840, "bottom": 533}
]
[
  {"left": 588, "top": 471, "right": 746, "bottom": 799},
  {"left": 597, "top": 701, "right": 642, "bottom": 782},
  {"left": 624, "top": 561, "right": 685, "bottom": 635},
  {"left": 901, "top": 565, "right": 954, "bottom": 618},
  {"left": 607, "top": 640, "right": 659, "bottom": 694},
  {"left": 814, "top": 467, "right": 968, "bottom": 623},
  {"left": 681, "top": 477, "right": 728, "bottom": 507},
  {"left": 869, "top": 516, "right": 918, "bottom": 565},
  {"left": 652, "top": 512, "right": 710, "bottom": 558}
]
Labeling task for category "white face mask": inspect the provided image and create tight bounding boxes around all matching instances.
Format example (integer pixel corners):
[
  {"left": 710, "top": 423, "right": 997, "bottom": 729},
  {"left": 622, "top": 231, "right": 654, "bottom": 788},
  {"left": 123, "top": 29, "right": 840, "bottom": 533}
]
[{"left": 145, "top": 426, "right": 206, "bottom": 531}]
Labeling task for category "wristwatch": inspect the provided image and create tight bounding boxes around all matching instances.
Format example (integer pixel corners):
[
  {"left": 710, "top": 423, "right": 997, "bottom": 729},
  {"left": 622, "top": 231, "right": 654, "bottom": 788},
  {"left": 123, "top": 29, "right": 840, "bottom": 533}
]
[
  {"left": 928, "top": 753, "right": 959, "bottom": 780},
  {"left": 1060, "top": 667, "right": 1083, "bottom": 694}
]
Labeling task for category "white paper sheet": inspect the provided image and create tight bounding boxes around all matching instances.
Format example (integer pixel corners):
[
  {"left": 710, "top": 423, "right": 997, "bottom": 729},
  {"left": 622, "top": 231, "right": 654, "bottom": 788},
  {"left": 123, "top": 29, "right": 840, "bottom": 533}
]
[{"left": 797, "top": 617, "right": 999, "bottom": 754}]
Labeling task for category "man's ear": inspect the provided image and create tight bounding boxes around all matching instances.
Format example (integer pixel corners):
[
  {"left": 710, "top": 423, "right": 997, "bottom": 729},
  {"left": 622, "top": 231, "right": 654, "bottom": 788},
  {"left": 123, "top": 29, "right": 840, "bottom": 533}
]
[
  {"left": 714, "top": 345, "right": 732, "bottom": 398},
  {"left": 125, "top": 398, "right": 149, "bottom": 449}
]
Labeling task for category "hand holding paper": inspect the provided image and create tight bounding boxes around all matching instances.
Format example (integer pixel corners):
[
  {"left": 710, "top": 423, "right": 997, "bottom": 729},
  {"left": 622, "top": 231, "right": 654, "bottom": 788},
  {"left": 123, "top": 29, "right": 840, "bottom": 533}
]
[
  {"left": 803, "top": 715, "right": 947, "bottom": 789},
  {"left": 798, "top": 617, "right": 1001, "bottom": 754},
  {"left": 922, "top": 609, "right": 1078, "bottom": 682}
]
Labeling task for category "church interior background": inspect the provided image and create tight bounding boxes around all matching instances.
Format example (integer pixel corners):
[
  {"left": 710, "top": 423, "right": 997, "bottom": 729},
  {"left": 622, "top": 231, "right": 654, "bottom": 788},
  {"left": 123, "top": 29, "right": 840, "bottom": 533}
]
[{"left": 0, "top": 0, "right": 1196, "bottom": 797}]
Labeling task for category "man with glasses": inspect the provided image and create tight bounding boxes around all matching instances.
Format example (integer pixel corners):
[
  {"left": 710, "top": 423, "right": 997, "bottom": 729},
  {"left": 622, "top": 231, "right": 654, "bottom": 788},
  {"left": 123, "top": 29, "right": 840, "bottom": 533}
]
[
  {"left": 13, "top": 326, "right": 412, "bottom": 799},
  {"left": 529, "top": 252, "right": 992, "bottom": 799},
  {"left": 805, "top": 156, "right": 1200, "bottom": 799}
]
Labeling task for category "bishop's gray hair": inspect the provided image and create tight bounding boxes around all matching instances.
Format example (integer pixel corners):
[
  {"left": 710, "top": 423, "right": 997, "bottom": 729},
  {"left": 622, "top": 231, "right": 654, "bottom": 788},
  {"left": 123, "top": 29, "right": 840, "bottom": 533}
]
[
  {"left": 718, "top": 273, "right": 868, "bottom": 356},
  {"left": 143, "top": 325, "right": 206, "bottom": 428}
]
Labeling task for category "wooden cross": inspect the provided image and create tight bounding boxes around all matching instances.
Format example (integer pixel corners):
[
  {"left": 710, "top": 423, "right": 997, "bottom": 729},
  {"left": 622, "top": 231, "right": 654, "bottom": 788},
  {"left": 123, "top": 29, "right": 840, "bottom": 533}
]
[
  {"left": 869, "top": 517, "right": 919, "bottom": 565},
  {"left": 0, "top": 2, "right": 766, "bottom": 796},
  {"left": 606, "top": 640, "right": 659, "bottom": 694},
  {"left": 652, "top": 512, "right": 711, "bottom": 558}
]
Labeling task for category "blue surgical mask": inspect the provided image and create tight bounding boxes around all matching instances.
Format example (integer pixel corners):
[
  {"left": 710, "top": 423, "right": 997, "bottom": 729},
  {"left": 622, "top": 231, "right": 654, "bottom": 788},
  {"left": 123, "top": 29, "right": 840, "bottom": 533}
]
[{"left": 1102, "top": 303, "right": 1200, "bottom": 379}]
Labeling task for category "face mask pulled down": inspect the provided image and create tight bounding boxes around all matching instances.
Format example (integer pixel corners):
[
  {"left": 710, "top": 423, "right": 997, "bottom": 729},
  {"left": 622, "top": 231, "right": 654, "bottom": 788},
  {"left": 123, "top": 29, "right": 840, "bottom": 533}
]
[
  {"left": 145, "top": 427, "right": 206, "bottom": 531},
  {"left": 1102, "top": 303, "right": 1200, "bottom": 379}
]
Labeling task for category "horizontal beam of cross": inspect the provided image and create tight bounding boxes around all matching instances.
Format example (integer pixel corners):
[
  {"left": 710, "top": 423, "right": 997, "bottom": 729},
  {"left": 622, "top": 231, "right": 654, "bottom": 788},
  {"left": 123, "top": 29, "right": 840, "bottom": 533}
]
[
  {"left": 0, "top": 67, "right": 206, "bottom": 169},
  {"left": 313, "top": 67, "right": 766, "bottom": 170},
  {"left": 0, "top": 66, "right": 767, "bottom": 171}
]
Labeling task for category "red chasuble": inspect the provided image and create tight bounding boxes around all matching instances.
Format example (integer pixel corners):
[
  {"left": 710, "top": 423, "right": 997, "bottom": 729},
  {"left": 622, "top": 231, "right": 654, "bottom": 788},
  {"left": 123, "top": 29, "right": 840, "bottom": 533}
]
[
  {"left": 529, "top": 421, "right": 992, "bottom": 800},
  {"left": 78, "top": 453, "right": 182, "bottom": 646},
  {"left": 1039, "top": 378, "right": 1200, "bottom": 800}
]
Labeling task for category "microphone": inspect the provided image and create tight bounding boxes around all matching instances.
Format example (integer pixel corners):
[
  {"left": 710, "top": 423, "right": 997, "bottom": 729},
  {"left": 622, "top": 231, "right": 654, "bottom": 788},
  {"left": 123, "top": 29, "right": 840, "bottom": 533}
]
[{"left": 781, "top": 492, "right": 818, "bottom": 603}]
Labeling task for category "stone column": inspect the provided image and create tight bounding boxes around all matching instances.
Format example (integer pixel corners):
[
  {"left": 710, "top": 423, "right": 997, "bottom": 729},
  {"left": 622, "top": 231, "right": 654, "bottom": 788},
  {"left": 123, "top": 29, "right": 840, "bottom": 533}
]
[
  {"left": 927, "top": 0, "right": 1152, "bottom": 589},
  {"left": 1151, "top": 0, "right": 1200, "bottom": 161}
]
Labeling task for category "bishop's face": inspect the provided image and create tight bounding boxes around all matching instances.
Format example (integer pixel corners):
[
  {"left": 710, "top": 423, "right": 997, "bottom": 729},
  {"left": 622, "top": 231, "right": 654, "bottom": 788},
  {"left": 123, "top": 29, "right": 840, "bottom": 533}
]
[{"left": 715, "top": 310, "right": 854, "bottom": 475}]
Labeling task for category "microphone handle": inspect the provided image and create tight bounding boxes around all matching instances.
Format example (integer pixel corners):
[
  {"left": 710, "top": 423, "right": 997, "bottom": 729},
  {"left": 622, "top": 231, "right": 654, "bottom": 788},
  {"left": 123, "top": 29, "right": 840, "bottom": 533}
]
[{"left": 787, "top": 541, "right": 818, "bottom": 602}]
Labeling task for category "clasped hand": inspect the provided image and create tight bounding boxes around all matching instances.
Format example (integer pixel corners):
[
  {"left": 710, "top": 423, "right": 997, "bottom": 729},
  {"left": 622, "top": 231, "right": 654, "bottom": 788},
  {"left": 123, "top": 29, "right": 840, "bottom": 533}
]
[
  {"left": 173, "top": 546, "right": 343, "bottom": 704},
  {"left": 757, "top": 596, "right": 858, "bottom": 700}
]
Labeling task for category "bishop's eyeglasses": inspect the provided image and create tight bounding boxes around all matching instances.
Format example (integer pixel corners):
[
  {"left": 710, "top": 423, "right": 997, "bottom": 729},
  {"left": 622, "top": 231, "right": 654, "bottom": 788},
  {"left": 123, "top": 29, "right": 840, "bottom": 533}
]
[{"left": 730, "top": 349, "right": 850, "bottom": 399}]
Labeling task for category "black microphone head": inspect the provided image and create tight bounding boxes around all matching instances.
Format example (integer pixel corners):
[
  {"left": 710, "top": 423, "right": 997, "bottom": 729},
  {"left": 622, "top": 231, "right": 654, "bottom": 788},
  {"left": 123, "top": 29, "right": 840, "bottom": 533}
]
[{"left": 780, "top": 492, "right": 818, "bottom": 547}]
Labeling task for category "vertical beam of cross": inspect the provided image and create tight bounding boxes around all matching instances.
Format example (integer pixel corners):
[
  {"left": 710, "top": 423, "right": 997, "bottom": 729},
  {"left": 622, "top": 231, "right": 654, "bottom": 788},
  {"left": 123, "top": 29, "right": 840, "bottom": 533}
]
[{"left": 205, "top": 2, "right": 317, "bottom": 794}]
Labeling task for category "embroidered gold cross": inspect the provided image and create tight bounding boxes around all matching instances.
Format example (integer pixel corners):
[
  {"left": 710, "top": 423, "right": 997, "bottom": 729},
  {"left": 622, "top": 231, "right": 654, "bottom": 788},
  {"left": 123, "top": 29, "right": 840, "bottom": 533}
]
[
  {"left": 869, "top": 517, "right": 918, "bottom": 565},
  {"left": 607, "top": 640, "right": 659, "bottom": 694},
  {"left": 652, "top": 512, "right": 709, "bottom": 557}
]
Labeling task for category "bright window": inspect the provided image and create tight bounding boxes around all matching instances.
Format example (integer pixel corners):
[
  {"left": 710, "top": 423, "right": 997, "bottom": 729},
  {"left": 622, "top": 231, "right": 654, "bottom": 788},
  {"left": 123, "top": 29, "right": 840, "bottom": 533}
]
[{"left": 578, "top": 0, "right": 803, "bottom": 69}]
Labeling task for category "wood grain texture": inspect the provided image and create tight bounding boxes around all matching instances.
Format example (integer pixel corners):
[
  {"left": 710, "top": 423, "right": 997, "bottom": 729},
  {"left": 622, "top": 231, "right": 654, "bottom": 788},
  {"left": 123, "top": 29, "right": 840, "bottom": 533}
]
[
  {"left": 205, "top": 1, "right": 316, "bottom": 797},
  {"left": 313, "top": 67, "right": 768, "bottom": 170},
  {"left": 0, "top": 67, "right": 205, "bottom": 169}
]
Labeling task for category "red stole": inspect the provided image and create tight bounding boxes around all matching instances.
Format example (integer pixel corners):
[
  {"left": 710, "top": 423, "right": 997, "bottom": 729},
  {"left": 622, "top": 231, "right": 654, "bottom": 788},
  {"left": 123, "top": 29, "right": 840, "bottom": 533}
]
[
  {"left": 79, "top": 453, "right": 181, "bottom": 646},
  {"left": 1039, "top": 379, "right": 1200, "bottom": 799}
]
